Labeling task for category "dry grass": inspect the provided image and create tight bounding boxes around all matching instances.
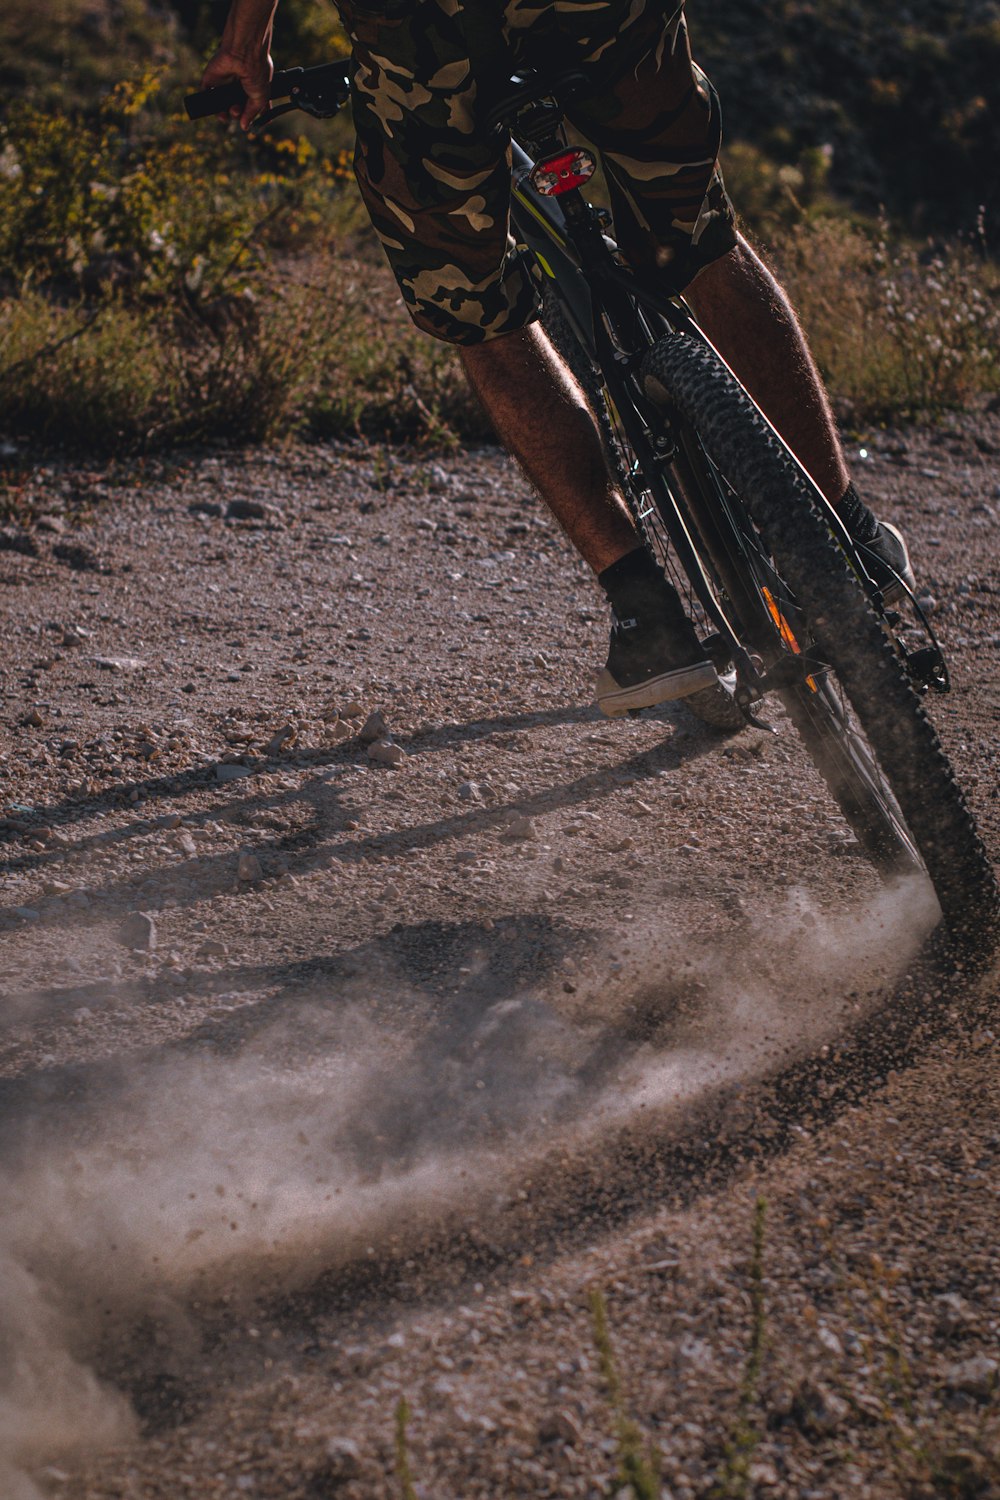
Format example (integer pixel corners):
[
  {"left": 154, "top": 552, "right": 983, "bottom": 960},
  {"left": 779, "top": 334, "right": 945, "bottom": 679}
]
[{"left": 773, "top": 218, "right": 1000, "bottom": 423}]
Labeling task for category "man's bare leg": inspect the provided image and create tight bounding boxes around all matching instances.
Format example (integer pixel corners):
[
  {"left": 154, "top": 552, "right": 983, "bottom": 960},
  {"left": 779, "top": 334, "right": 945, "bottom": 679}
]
[
  {"left": 684, "top": 233, "right": 850, "bottom": 506},
  {"left": 459, "top": 320, "right": 637, "bottom": 573}
]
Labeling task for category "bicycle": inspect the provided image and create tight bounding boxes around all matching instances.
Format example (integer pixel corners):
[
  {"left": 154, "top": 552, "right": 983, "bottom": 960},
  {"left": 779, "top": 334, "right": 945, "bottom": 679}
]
[{"left": 185, "top": 63, "right": 1000, "bottom": 945}]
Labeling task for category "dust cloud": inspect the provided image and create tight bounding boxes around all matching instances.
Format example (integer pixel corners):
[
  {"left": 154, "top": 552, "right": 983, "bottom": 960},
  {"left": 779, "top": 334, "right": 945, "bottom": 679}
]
[{"left": 0, "top": 874, "right": 941, "bottom": 1496}]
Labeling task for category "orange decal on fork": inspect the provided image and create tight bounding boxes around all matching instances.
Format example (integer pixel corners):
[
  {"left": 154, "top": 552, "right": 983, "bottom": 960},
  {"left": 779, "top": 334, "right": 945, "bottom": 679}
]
[{"left": 762, "top": 586, "right": 818, "bottom": 692}]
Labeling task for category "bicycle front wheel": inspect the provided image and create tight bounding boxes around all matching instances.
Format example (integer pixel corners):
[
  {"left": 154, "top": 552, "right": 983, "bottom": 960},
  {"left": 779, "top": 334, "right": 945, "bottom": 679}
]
[{"left": 641, "top": 332, "right": 998, "bottom": 943}]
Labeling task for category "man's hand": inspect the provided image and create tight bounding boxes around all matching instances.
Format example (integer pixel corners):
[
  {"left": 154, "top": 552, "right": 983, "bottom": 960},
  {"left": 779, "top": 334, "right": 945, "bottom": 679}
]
[
  {"left": 201, "top": 44, "right": 274, "bottom": 131},
  {"left": 201, "top": 0, "right": 280, "bottom": 132}
]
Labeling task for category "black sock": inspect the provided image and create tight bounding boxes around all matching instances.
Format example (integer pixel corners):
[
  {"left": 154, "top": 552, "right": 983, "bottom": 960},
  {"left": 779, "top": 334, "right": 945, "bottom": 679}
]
[
  {"left": 838, "top": 482, "right": 879, "bottom": 543},
  {"left": 598, "top": 546, "right": 675, "bottom": 617}
]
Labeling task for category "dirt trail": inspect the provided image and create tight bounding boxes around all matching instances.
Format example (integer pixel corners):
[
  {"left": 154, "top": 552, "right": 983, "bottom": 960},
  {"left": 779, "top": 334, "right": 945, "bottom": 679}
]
[{"left": 1, "top": 411, "right": 999, "bottom": 1499}]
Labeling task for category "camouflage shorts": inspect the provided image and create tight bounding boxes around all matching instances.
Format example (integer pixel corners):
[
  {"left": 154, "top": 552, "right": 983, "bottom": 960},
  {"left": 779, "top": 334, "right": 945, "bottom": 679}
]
[{"left": 339, "top": 0, "right": 738, "bottom": 344}]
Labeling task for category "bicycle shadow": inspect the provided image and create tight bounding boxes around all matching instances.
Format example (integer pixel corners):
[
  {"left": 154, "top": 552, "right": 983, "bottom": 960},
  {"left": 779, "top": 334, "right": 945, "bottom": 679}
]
[{"left": 0, "top": 698, "right": 728, "bottom": 943}]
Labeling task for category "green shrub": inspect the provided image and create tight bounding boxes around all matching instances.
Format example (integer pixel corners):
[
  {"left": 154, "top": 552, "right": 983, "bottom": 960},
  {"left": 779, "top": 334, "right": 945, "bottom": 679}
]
[
  {"left": 1, "top": 73, "right": 997, "bottom": 456},
  {"left": 0, "top": 74, "right": 351, "bottom": 300}
]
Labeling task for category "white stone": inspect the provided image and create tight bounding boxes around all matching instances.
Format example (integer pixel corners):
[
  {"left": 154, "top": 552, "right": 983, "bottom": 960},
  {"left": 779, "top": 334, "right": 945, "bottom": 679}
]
[
  {"left": 119, "top": 911, "right": 157, "bottom": 950},
  {"left": 502, "top": 815, "right": 536, "bottom": 841}
]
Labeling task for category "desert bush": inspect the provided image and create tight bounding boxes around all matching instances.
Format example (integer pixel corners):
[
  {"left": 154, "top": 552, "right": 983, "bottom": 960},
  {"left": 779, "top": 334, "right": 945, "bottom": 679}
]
[
  {"left": 0, "top": 73, "right": 492, "bottom": 452},
  {"left": 773, "top": 217, "right": 1000, "bottom": 421},
  {"left": 722, "top": 139, "right": 837, "bottom": 238}
]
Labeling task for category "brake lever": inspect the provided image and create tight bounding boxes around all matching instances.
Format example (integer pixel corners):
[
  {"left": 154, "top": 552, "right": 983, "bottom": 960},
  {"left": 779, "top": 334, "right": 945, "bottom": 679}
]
[
  {"left": 249, "top": 100, "right": 300, "bottom": 133},
  {"left": 249, "top": 100, "right": 299, "bottom": 132},
  {"left": 250, "top": 80, "right": 348, "bottom": 133}
]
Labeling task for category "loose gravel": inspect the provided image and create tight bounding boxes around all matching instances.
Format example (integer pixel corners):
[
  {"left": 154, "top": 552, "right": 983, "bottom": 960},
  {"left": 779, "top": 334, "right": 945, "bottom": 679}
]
[{"left": 0, "top": 412, "right": 998, "bottom": 1499}]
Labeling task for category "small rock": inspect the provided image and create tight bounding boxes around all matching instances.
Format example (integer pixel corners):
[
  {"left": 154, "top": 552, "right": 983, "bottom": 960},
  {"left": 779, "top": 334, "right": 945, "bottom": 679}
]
[
  {"left": 226, "top": 498, "right": 281, "bottom": 522},
  {"left": 791, "top": 1381, "right": 850, "bottom": 1436},
  {"left": 61, "top": 626, "right": 90, "bottom": 647},
  {"left": 367, "top": 739, "right": 406, "bottom": 767},
  {"left": 198, "top": 938, "right": 228, "bottom": 959},
  {"left": 934, "top": 1293, "right": 972, "bottom": 1338},
  {"left": 237, "top": 852, "right": 263, "bottom": 882},
  {"left": 340, "top": 701, "right": 365, "bottom": 719},
  {"left": 176, "top": 833, "right": 198, "bottom": 857},
  {"left": 917, "top": 591, "right": 938, "bottom": 614},
  {"left": 457, "top": 781, "right": 481, "bottom": 802},
  {"left": 330, "top": 720, "right": 354, "bottom": 742},
  {"left": 91, "top": 656, "right": 146, "bottom": 673},
  {"left": 25, "top": 708, "right": 45, "bottom": 727},
  {"left": 0, "top": 527, "right": 39, "bottom": 556},
  {"left": 119, "top": 911, "right": 157, "bottom": 951},
  {"left": 313, "top": 1437, "right": 363, "bottom": 1484},
  {"left": 265, "top": 725, "right": 297, "bottom": 756},
  {"left": 538, "top": 1409, "right": 583, "bottom": 1446},
  {"left": 215, "top": 763, "right": 253, "bottom": 782},
  {"left": 53, "top": 542, "right": 101, "bottom": 572},
  {"left": 944, "top": 1356, "right": 998, "bottom": 1398},
  {"left": 360, "top": 710, "right": 389, "bottom": 744},
  {"left": 815, "top": 1325, "right": 843, "bottom": 1356},
  {"left": 502, "top": 814, "right": 536, "bottom": 841}
]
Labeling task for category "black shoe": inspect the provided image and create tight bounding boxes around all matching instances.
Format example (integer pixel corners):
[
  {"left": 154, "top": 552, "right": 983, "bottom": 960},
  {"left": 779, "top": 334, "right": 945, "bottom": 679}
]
[
  {"left": 857, "top": 520, "right": 916, "bottom": 605},
  {"left": 596, "top": 607, "right": 717, "bottom": 717},
  {"left": 837, "top": 484, "right": 916, "bottom": 604}
]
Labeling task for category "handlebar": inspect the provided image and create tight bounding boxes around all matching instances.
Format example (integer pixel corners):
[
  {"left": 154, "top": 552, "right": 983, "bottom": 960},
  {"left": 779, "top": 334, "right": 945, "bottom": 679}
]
[
  {"left": 184, "top": 62, "right": 350, "bottom": 124},
  {"left": 185, "top": 60, "right": 578, "bottom": 135}
]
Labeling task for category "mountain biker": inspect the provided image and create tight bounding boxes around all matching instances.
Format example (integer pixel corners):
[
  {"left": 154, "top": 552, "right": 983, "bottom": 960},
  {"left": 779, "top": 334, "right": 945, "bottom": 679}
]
[{"left": 202, "top": 0, "right": 915, "bottom": 718}]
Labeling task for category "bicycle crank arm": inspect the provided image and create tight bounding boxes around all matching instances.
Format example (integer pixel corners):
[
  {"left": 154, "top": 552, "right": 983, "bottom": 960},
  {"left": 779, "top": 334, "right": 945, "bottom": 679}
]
[{"left": 729, "top": 647, "right": 778, "bottom": 733}]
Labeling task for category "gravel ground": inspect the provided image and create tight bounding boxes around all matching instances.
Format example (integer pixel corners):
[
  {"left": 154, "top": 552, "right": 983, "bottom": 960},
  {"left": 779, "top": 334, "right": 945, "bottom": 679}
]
[{"left": 1, "top": 411, "right": 998, "bottom": 1499}]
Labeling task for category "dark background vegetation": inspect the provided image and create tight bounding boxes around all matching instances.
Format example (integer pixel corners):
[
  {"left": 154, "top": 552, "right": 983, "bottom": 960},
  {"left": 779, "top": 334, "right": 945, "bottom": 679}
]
[{"left": 0, "top": 0, "right": 998, "bottom": 455}]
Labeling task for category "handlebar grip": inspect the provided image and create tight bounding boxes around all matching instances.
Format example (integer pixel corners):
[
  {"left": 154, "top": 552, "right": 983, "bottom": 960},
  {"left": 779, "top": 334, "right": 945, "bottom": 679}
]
[{"left": 184, "top": 80, "right": 247, "bottom": 119}]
